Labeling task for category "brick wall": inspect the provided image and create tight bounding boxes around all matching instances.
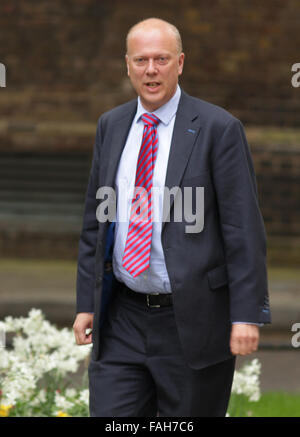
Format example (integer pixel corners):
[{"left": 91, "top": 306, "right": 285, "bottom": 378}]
[
  {"left": 0, "top": 0, "right": 300, "bottom": 125},
  {"left": 0, "top": 0, "right": 299, "bottom": 264},
  {"left": 254, "top": 147, "right": 300, "bottom": 237}
]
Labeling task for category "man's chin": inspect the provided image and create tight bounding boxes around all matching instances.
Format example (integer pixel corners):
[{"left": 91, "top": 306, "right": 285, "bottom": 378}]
[{"left": 140, "top": 94, "right": 167, "bottom": 112}]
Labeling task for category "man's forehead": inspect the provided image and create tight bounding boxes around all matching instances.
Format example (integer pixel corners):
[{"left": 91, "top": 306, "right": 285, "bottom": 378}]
[{"left": 127, "top": 27, "right": 177, "bottom": 53}]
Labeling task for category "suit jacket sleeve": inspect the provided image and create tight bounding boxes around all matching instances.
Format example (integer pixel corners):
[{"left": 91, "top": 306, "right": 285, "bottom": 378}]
[
  {"left": 75, "top": 117, "right": 103, "bottom": 313},
  {"left": 211, "top": 118, "right": 270, "bottom": 324}
]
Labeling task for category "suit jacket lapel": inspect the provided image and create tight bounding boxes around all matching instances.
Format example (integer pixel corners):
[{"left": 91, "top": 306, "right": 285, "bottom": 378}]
[
  {"left": 162, "top": 91, "right": 202, "bottom": 230},
  {"left": 103, "top": 101, "right": 137, "bottom": 189}
]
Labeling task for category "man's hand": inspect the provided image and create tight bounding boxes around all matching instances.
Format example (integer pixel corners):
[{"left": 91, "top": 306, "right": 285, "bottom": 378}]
[
  {"left": 73, "top": 313, "right": 94, "bottom": 345},
  {"left": 230, "top": 324, "right": 259, "bottom": 356}
]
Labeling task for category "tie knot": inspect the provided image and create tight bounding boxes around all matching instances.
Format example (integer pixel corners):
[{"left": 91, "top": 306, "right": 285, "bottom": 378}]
[{"left": 141, "top": 113, "right": 160, "bottom": 127}]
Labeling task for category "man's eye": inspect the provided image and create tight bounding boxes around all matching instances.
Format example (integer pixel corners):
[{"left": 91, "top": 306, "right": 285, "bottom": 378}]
[
  {"left": 135, "top": 58, "right": 145, "bottom": 64},
  {"left": 157, "top": 57, "right": 168, "bottom": 64}
]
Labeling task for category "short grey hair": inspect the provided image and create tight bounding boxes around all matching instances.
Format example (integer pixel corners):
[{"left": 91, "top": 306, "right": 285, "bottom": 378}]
[{"left": 126, "top": 18, "right": 183, "bottom": 55}]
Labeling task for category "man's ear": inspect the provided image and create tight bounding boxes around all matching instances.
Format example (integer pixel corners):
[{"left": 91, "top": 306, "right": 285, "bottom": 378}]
[
  {"left": 178, "top": 52, "right": 185, "bottom": 76},
  {"left": 125, "top": 55, "right": 130, "bottom": 76}
]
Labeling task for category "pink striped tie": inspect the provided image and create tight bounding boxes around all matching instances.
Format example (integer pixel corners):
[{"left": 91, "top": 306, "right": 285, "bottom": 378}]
[{"left": 122, "top": 113, "right": 160, "bottom": 277}]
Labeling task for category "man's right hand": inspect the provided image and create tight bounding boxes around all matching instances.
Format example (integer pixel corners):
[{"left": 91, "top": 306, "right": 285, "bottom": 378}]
[{"left": 73, "top": 312, "right": 94, "bottom": 345}]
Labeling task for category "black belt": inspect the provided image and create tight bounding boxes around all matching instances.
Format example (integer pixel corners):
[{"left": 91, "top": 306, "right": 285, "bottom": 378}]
[{"left": 117, "top": 282, "right": 172, "bottom": 308}]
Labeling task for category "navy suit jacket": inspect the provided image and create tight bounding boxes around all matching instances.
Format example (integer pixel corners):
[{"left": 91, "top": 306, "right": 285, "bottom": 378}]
[{"left": 76, "top": 90, "right": 271, "bottom": 370}]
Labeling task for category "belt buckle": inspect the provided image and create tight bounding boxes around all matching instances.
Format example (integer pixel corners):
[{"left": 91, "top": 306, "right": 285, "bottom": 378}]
[{"left": 147, "top": 293, "right": 160, "bottom": 308}]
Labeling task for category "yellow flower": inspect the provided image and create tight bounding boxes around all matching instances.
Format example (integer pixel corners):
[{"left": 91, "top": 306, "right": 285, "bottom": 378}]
[
  {"left": 56, "top": 411, "right": 70, "bottom": 417},
  {"left": 0, "top": 404, "right": 13, "bottom": 417}
]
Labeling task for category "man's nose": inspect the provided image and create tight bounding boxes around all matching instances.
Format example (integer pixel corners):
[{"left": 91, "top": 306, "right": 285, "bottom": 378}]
[{"left": 145, "top": 59, "right": 158, "bottom": 75}]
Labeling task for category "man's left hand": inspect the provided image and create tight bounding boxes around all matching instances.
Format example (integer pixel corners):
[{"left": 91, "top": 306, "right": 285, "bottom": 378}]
[{"left": 230, "top": 324, "right": 259, "bottom": 356}]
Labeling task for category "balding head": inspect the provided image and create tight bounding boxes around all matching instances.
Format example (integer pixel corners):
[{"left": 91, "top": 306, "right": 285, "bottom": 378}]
[{"left": 126, "top": 18, "right": 183, "bottom": 55}]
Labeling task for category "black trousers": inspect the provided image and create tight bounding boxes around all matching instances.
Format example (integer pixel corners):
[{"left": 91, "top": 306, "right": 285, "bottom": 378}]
[{"left": 88, "top": 288, "right": 235, "bottom": 417}]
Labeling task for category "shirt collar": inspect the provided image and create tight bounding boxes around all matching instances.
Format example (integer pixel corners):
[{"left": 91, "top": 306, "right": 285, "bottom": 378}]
[{"left": 135, "top": 84, "right": 181, "bottom": 126}]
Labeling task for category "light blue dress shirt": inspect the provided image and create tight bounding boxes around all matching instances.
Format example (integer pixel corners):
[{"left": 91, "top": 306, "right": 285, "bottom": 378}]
[{"left": 112, "top": 85, "right": 181, "bottom": 294}]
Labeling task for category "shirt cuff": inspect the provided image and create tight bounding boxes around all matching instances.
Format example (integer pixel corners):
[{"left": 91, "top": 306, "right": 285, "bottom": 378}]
[{"left": 232, "top": 321, "right": 264, "bottom": 327}]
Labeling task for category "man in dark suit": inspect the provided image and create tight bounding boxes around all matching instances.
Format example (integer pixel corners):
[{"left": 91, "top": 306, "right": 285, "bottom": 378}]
[{"left": 73, "top": 18, "right": 271, "bottom": 417}]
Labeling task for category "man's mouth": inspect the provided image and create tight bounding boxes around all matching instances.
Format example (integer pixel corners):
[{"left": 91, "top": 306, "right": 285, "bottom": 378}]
[{"left": 145, "top": 82, "right": 161, "bottom": 90}]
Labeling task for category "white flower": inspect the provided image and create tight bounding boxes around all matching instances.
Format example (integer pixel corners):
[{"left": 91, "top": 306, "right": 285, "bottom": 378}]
[
  {"left": 31, "top": 389, "right": 47, "bottom": 406},
  {"left": 231, "top": 359, "right": 261, "bottom": 402},
  {"left": 65, "top": 388, "right": 77, "bottom": 398},
  {"left": 0, "top": 309, "right": 91, "bottom": 406},
  {"left": 55, "top": 392, "right": 74, "bottom": 411},
  {"left": 78, "top": 389, "right": 89, "bottom": 406},
  {"left": 0, "top": 349, "right": 10, "bottom": 369}
]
